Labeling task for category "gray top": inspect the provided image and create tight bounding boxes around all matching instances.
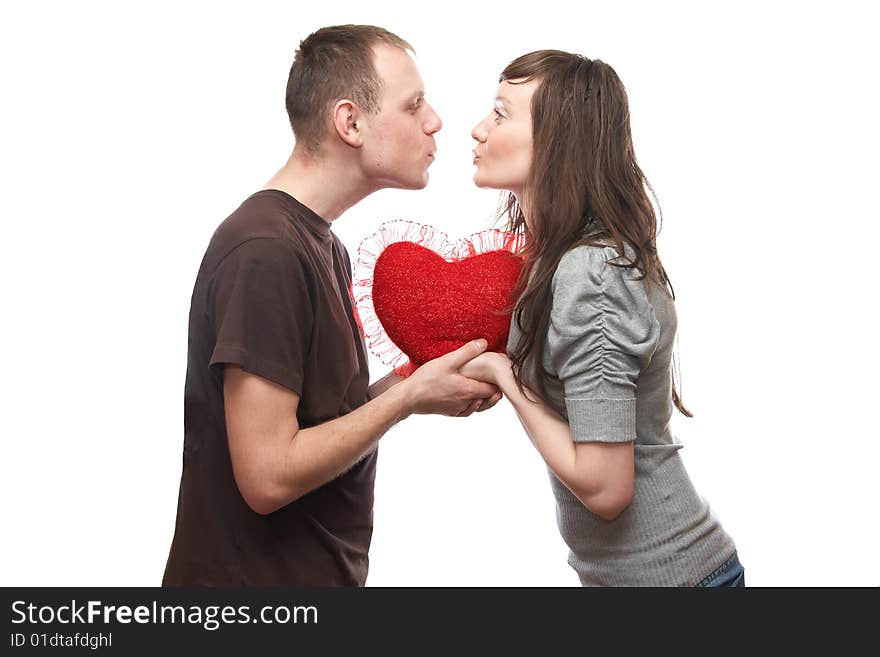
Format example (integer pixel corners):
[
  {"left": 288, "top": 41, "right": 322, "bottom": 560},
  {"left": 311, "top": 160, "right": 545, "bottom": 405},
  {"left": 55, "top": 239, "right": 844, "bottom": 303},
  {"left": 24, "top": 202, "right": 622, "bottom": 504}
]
[{"left": 507, "top": 244, "right": 736, "bottom": 586}]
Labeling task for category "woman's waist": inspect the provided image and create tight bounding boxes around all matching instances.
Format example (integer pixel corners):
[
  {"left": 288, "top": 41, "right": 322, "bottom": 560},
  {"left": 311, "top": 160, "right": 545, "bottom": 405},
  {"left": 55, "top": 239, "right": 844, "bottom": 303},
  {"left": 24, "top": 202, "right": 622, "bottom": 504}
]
[{"left": 549, "top": 450, "right": 724, "bottom": 560}]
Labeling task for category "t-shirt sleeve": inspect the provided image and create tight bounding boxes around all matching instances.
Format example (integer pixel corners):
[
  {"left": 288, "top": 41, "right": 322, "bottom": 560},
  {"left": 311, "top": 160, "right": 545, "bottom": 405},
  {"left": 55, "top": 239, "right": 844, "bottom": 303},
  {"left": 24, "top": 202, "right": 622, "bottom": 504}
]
[
  {"left": 547, "top": 246, "right": 660, "bottom": 443},
  {"left": 207, "top": 237, "right": 312, "bottom": 394}
]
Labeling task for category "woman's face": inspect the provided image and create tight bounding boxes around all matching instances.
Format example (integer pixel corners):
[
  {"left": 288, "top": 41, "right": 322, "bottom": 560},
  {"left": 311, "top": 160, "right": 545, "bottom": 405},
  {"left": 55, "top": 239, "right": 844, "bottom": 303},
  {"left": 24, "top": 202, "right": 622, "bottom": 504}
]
[{"left": 471, "top": 79, "right": 538, "bottom": 198}]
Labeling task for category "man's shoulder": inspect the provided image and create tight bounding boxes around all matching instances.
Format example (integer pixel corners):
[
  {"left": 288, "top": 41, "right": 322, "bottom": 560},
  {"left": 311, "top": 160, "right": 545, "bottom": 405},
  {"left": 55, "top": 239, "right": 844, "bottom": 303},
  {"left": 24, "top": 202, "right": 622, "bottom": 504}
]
[
  {"left": 205, "top": 191, "right": 311, "bottom": 269},
  {"left": 215, "top": 190, "right": 308, "bottom": 244}
]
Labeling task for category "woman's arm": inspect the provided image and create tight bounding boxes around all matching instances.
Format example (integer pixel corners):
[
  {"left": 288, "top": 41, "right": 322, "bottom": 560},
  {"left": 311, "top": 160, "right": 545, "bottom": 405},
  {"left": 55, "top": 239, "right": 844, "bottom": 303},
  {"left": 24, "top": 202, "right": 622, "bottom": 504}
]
[{"left": 461, "top": 353, "right": 634, "bottom": 521}]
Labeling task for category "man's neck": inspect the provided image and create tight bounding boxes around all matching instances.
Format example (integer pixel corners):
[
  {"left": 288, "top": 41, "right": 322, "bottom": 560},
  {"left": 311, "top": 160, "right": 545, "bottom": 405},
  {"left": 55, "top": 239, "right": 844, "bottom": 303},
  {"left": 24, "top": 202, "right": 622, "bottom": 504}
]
[{"left": 263, "top": 149, "right": 376, "bottom": 223}]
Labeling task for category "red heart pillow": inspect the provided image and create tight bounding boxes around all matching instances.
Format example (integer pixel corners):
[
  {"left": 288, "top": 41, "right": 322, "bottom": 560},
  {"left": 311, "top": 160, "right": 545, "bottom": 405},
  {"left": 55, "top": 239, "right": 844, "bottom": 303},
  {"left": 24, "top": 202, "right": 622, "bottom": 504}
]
[{"left": 352, "top": 221, "right": 526, "bottom": 370}]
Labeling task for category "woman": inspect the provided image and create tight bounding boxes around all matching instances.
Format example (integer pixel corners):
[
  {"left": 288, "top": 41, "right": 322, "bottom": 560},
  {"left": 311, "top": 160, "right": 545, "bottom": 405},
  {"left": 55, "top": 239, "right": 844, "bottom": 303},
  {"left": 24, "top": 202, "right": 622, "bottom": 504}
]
[{"left": 462, "top": 50, "right": 743, "bottom": 586}]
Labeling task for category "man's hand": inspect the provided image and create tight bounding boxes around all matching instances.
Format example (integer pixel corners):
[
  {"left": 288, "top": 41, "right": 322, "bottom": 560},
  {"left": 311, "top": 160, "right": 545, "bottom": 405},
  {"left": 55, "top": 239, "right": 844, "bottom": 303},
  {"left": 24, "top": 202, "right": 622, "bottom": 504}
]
[{"left": 401, "top": 339, "right": 503, "bottom": 417}]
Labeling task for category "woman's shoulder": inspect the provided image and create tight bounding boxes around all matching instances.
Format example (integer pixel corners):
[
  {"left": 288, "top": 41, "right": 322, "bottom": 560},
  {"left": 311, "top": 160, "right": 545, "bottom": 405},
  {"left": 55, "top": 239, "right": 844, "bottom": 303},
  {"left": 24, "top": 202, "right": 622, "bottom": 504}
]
[
  {"left": 554, "top": 241, "right": 634, "bottom": 285},
  {"left": 551, "top": 241, "right": 669, "bottom": 311}
]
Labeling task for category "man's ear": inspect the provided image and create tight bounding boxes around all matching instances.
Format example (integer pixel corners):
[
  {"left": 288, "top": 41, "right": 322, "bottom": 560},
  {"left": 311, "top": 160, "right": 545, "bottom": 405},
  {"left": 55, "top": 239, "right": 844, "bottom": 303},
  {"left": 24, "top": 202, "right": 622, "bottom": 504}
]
[{"left": 332, "top": 99, "right": 363, "bottom": 148}]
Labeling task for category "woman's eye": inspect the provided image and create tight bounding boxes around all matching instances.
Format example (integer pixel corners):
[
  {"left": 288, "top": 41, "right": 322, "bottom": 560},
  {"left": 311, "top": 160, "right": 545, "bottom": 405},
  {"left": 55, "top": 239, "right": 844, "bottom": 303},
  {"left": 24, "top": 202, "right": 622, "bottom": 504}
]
[{"left": 493, "top": 109, "right": 504, "bottom": 122}]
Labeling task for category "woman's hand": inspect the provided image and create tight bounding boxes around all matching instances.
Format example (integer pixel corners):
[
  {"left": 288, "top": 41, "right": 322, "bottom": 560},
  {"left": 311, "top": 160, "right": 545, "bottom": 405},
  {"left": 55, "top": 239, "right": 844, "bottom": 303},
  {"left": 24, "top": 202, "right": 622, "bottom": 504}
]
[{"left": 459, "top": 351, "right": 512, "bottom": 386}]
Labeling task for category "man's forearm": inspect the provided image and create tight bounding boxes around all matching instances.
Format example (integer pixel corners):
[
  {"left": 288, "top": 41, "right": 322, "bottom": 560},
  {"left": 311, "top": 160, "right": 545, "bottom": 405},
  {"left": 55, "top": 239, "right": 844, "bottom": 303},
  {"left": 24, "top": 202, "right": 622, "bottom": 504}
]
[
  {"left": 367, "top": 370, "right": 405, "bottom": 400},
  {"left": 235, "top": 339, "right": 496, "bottom": 515},
  {"left": 257, "top": 380, "right": 414, "bottom": 513}
]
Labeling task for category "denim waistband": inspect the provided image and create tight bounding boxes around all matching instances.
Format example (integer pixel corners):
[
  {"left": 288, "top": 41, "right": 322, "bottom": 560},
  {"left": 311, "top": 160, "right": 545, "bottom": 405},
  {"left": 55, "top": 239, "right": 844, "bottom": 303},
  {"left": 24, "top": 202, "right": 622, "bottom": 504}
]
[{"left": 695, "top": 551, "right": 740, "bottom": 587}]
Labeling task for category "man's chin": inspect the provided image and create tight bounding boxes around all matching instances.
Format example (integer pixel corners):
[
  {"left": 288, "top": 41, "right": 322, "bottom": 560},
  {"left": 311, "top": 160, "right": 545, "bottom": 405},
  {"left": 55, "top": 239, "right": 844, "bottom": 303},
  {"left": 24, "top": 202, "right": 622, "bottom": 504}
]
[{"left": 395, "top": 174, "right": 429, "bottom": 191}]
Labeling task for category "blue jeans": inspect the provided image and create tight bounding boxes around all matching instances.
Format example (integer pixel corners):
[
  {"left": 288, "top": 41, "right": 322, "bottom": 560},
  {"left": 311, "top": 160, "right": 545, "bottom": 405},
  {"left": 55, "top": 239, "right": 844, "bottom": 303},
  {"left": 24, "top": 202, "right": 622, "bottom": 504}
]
[{"left": 695, "top": 552, "right": 745, "bottom": 587}]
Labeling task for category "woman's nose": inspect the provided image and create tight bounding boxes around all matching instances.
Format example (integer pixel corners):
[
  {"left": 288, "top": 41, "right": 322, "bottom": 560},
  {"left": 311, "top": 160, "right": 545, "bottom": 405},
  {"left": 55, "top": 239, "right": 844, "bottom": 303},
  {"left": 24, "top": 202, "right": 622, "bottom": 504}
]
[{"left": 471, "top": 118, "right": 488, "bottom": 142}]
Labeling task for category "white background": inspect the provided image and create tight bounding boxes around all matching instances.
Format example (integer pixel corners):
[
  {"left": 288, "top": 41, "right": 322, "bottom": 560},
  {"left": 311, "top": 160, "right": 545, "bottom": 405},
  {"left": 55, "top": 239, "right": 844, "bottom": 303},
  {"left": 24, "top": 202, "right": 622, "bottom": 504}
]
[{"left": 2, "top": 1, "right": 877, "bottom": 586}]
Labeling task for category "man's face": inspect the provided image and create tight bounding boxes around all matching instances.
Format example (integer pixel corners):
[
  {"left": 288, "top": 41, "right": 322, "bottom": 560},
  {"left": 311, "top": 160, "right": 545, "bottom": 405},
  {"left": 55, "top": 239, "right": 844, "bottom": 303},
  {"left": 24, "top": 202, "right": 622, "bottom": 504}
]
[{"left": 358, "top": 44, "right": 442, "bottom": 190}]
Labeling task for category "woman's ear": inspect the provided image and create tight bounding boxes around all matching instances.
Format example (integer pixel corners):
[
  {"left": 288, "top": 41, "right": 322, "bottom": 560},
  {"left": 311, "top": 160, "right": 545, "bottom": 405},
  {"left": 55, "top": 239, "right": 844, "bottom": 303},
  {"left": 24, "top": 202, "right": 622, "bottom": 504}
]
[{"left": 332, "top": 99, "right": 363, "bottom": 148}]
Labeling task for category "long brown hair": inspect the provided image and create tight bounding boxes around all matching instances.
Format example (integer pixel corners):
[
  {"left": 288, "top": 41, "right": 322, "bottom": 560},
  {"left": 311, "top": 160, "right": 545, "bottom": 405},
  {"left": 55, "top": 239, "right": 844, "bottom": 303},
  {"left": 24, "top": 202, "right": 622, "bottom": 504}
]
[{"left": 501, "top": 50, "right": 692, "bottom": 417}]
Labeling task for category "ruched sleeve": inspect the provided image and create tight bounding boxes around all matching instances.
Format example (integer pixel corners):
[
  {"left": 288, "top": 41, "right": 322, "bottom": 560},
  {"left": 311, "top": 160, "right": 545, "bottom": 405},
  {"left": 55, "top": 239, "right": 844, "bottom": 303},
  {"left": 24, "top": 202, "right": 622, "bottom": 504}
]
[{"left": 547, "top": 245, "right": 661, "bottom": 443}]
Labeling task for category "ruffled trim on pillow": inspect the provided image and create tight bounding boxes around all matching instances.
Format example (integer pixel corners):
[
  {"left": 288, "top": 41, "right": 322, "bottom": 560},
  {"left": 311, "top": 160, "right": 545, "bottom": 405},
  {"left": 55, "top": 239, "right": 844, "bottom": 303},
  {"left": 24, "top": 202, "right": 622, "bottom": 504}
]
[{"left": 351, "top": 220, "right": 527, "bottom": 369}]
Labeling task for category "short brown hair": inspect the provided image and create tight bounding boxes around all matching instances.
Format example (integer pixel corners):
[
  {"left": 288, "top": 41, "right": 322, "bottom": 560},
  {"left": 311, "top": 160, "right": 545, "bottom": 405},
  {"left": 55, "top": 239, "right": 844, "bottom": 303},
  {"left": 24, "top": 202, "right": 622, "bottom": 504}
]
[{"left": 285, "top": 25, "right": 413, "bottom": 152}]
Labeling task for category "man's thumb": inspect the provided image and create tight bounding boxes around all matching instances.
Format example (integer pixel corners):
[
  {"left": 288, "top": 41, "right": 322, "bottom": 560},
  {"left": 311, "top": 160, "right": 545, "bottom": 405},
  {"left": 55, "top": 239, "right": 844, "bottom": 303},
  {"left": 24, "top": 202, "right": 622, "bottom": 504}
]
[{"left": 447, "top": 338, "right": 488, "bottom": 367}]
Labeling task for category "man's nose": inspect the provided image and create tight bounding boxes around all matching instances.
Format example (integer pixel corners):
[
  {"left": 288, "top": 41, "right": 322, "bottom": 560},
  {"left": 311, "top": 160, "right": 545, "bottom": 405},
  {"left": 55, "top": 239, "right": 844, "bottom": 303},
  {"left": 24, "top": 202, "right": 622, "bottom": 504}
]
[{"left": 424, "top": 104, "right": 443, "bottom": 134}]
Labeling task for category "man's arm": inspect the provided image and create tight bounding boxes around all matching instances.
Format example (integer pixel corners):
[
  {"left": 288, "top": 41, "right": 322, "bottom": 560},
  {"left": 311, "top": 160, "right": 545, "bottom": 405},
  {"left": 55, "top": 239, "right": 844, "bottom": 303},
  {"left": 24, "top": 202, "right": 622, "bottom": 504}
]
[
  {"left": 367, "top": 370, "right": 404, "bottom": 401},
  {"left": 225, "top": 339, "right": 502, "bottom": 515}
]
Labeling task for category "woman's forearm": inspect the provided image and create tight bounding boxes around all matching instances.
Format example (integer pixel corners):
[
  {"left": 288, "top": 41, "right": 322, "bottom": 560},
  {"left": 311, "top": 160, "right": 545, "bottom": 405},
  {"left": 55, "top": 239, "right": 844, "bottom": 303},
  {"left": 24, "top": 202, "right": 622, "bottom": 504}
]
[
  {"left": 494, "top": 367, "right": 634, "bottom": 521},
  {"left": 495, "top": 370, "right": 602, "bottom": 501}
]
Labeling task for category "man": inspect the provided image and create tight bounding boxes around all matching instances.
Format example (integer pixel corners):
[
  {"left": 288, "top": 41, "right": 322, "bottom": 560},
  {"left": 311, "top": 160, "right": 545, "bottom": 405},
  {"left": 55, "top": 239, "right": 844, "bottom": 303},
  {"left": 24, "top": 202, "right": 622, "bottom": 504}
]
[{"left": 163, "top": 25, "right": 501, "bottom": 586}]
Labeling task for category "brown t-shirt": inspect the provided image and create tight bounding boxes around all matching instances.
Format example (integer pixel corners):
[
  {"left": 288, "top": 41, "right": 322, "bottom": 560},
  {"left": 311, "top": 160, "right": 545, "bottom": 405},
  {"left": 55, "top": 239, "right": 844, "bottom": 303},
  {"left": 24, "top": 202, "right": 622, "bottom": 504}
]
[{"left": 163, "top": 189, "right": 374, "bottom": 586}]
